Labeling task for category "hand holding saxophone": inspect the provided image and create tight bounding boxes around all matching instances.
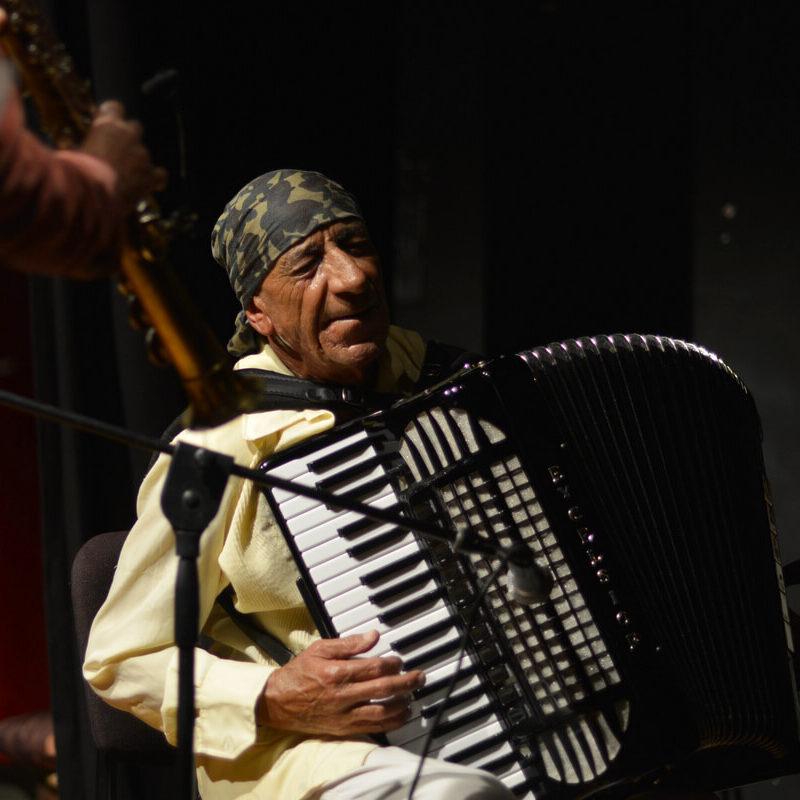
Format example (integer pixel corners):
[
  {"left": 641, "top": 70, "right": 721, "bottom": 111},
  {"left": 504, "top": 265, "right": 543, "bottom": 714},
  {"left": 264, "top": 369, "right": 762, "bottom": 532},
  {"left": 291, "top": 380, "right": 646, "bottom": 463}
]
[
  {"left": 79, "top": 99, "right": 168, "bottom": 212},
  {"left": 0, "top": 4, "right": 167, "bottom": 276}
]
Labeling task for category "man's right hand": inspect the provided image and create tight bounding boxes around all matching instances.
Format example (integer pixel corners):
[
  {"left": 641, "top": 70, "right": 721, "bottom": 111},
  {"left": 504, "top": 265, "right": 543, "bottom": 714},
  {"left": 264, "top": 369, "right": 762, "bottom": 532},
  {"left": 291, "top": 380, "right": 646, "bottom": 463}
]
[
  {"left": 256, "top": 630, "right": 425, "bottom": 736},
  {"left": 79, "top": 100, "right": 168, "bottom": 212}
]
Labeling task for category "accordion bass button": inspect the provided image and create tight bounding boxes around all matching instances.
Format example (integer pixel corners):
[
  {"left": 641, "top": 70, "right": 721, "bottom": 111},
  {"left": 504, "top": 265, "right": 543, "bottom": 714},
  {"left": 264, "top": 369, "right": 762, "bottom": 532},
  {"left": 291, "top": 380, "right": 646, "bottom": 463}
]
[
  {"left": 616, "top": 611, "right": 630, "bottom": 626},
  {"left": 568, "top": 506, "right": 583, "bottom": 521}
]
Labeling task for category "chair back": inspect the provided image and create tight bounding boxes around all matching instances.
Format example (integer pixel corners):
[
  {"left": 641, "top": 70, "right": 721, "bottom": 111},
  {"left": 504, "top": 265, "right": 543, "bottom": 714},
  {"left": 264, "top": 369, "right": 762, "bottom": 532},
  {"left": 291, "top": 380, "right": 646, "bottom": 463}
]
[{"left": 71, "top": 531, "right": 179, "bottom": 798}]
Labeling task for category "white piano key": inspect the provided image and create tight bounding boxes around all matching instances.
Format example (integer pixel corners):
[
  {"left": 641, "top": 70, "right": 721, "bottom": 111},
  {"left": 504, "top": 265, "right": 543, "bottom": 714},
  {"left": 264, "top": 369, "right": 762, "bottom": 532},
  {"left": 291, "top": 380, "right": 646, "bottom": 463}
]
[
  {"left": 498, "top": 769, "right": 528, "bottom": 794},
  {"left": 309, "top": 541, "right": 420, "bottom": 586},
  {"left": 400, "top": 718, "right": 505, "bottom": 757},
  {"left": 268, "top": 439, "right": 377, "bottom": 505},
  {"left": 451, "top": 738, "right": 514, "bottom": 770},
  {"left": 276, "top": 499, "right": 348, "bottom": 539},
  {"left": 339, "top": 570, "right": 439, "bottom": 616},
  {"left": 437, "top": 719, "right": 508, "bottom": 762},
  {"left": 302, "top": 527, "right": 416, "bottom": 571},
  {"left": 276, "top": 461, "right": 392, "bottom": 518},
  {"left": 329, "top": 577, "right": 443, "bottom": 631},
  {"left": 422, "top": 655, "right": 480, "bottom": 689},
  {"left": 339, "top": 601, "right": 452, "bottom": 642},
  {"left": 391, "top": 690, "right": 493, "bottom": 747},
  {"left": 261, "top": 457, "right": 308, "bottom": 482},
  {"left": 412, "top": 671, "right": 484, "bottom": 711},
  {"left": 351, "top": 605, "right": 455, "bottom": 659},
  {"left": 266, "top": 431, "right": 371, "bottom": 479},
  {"left": 318, "top": 560, "right": 432, "bottom": 616},
  {"left": 292, "top": 489, "right": 399, "bottom": 545}
]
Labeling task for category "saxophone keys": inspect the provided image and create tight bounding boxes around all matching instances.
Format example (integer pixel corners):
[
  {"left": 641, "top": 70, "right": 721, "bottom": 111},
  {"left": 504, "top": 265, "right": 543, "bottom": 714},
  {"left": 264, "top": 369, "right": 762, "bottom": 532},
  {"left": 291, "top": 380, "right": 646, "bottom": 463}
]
[
  {"left": 144, "top": 328, "right": 170, "bottom": 368},
  {"left": 124, "top": 292, "right": 149, "bottom": 332}
]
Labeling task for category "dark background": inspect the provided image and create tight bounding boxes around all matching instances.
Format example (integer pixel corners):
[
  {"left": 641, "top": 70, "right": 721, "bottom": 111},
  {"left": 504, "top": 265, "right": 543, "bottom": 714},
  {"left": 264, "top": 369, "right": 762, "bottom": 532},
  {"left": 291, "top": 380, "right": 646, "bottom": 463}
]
[{"left": 0, "top": 1, "right": 799, "bottom": 798}]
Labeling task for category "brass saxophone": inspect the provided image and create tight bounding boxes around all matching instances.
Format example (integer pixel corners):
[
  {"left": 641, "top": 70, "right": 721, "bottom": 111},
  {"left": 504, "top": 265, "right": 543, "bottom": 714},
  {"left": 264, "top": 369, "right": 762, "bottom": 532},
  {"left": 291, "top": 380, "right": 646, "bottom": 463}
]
[{"left": 0, "top": 0, "right": 259, "bottom": 428}]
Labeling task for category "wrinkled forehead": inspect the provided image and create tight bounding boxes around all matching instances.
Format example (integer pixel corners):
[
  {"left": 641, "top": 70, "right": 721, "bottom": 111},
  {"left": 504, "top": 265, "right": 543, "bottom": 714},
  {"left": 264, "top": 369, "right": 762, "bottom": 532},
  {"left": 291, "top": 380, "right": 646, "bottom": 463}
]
[
  {"left": 274, "top": 217, "right": 372, "bottom": 267},
  {"left": 211, "top": 169, "right": 364, "bottom": 308}
]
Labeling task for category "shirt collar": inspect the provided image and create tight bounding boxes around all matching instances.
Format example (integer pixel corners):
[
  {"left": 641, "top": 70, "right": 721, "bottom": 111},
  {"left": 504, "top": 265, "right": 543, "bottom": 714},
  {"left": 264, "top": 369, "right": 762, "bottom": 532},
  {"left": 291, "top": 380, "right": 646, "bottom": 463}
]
[{"left": 233, "top": 325, "right": 426, "bottom": 445}]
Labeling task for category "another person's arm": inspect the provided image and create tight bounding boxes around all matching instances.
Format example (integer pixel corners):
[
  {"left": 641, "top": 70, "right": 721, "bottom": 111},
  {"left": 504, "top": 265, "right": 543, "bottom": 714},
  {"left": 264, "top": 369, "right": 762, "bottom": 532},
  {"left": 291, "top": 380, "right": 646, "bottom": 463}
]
[{"left": 0, "top": 18, "right": 166, "bottom": 279}]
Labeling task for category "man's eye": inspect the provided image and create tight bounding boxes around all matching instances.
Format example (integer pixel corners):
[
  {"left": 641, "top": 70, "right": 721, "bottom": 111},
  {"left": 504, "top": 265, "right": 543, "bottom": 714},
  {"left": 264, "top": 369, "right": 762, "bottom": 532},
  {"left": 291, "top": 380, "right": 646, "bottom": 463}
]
[
  {"left": 342, "top": 239, "right": 374, "bottom": 256},
  {"left": 291, "top": 255, "right": 320, "bottom": 275}
]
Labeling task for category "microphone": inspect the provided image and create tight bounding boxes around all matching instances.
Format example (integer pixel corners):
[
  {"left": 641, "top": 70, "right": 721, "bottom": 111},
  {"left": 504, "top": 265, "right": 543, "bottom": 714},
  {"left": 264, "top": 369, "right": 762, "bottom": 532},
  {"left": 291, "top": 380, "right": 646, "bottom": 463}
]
[{"left": 505, "top": 543, "right": 554, "bottom": 605}]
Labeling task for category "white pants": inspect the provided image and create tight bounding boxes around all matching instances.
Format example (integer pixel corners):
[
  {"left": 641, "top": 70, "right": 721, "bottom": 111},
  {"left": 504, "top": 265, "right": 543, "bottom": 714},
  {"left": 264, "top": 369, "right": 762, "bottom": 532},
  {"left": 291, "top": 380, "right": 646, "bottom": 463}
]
[{"left": 307, "top": 746, "right": 518, "bottom": 800}]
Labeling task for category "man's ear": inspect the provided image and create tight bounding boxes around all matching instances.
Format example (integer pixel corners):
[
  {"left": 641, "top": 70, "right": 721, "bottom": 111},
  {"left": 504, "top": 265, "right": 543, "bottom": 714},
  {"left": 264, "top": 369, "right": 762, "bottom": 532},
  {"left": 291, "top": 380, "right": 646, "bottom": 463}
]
[{"left": 245, "top": 296, "right": 274, "bottom": 338}]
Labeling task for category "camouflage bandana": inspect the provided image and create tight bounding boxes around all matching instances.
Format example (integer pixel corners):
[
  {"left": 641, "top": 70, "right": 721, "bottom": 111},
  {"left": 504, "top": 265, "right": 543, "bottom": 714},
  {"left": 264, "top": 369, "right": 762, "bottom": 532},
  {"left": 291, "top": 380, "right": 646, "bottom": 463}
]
[{"left": 211, "top": 169, "right": 364, "bottom": 357}]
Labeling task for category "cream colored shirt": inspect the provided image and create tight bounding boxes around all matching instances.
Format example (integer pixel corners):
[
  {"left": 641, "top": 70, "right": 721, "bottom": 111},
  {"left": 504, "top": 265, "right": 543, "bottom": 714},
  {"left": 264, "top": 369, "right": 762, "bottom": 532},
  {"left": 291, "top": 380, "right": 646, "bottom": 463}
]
[{"left": 84, "top": 326, "right": 427, "bottom": 800}]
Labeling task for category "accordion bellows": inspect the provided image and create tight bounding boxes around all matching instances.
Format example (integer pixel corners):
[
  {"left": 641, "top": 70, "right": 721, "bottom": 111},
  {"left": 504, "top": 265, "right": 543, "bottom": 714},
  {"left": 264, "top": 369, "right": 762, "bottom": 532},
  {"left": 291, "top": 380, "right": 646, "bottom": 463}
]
[{"left": 260, "top": 333, "right": 800, "bottom": 799}]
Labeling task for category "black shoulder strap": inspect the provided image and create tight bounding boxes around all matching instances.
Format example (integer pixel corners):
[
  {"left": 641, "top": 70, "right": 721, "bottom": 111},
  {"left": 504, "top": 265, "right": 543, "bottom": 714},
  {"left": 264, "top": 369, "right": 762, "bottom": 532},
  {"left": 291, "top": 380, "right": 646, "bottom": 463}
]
[
  {"left": 235, "top": 339, "right": 479, "bottom": 414},
  {"left": 215, "top": 586, "right": 295, "bottom": 665},
  {"left": 234, "top": 369, "right": 399, "bottom": 418}
]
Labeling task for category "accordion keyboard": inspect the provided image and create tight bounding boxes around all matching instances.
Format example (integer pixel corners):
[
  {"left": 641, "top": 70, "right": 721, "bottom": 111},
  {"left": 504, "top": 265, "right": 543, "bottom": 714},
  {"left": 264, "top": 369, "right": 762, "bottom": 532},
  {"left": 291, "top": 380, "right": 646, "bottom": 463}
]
[{"left": 263, "top": 428, "right": 532, "bottom": 796}]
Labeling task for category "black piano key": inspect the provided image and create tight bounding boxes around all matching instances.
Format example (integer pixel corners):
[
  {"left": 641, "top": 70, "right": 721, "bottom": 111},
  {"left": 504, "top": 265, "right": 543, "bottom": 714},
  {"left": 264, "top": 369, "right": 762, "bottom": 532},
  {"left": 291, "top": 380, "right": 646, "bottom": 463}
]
[
  {"left": 421, "top": 682, "right": 487, "bottom": 719},
  {"left": 324, "top": 473, "right": 393, "bottom": 500},
  {"left": 487, "top": 665, "right": 509, "bottom": 686},
  {"left": 402, "top": 635, "right": 463, "bottom": 671},
  {"left": 315, "top": 455, "right": 384, "bottom": 490},
  {"left": 475, "top": 750, "right": 518, "bottom": 775},
  {"left": 361, "top": 551, "right": 425, "bottom": 587},
  {"left": 369, "top": 569, "right": 435, "bottom": 606},
  {"left": 340, "top": 505, "right": 403, "bottom": 538},
  {"left": 497, "top": 684, "right": 520, "bottom": 706},
  {"left": 470, "top": 624, "right": 493, "bottom": 647},
  {"left": 391, "top": 617, "right": 454, "bottom": 652},
  {"left": 307, "top": 437, "right": 374, "bottom": 473},
  {"left": 429, "top": 705, "right": 496, "bottom": 739},
  {"left": 477, "top": 643, "right": 503, "bottom": 666},
  {"left": 415, "top": 663, "right": 479, "bottom": 700},
  {"left": 444, "top": 730, "right": 510, "bottom": 765},
  {"left": 510, "top": 778, "right": 534, "bottom": 798},
  {"left": 377, "top": 587, "right": 446, "bottom": 625},
  {"left": 347, "top": 527, "right": 407, "bottom": 559}
]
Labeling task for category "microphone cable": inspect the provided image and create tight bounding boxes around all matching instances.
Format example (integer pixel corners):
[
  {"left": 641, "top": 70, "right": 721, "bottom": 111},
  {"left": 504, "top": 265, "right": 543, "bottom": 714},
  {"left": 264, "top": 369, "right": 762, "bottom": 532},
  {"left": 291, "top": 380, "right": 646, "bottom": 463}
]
[{"left": 407, "top": 557, "right": 507, "bottom": 800}]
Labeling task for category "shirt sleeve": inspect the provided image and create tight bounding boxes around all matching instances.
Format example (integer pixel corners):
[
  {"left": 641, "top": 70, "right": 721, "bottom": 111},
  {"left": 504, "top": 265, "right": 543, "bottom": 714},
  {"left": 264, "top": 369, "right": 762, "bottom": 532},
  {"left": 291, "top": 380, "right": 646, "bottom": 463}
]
[
  {"left": 83, "top": 432, "right": 275, "bottom": 760},
  {"left": 0, "top": 76, "right": 123, "bottom": 278}
]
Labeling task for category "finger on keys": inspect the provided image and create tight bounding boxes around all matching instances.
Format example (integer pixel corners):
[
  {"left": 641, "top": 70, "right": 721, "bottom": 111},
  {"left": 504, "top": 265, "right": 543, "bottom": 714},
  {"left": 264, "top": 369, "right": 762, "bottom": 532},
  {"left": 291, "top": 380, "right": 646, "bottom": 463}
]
[
  {"left": 353, "top": 696, "right": 413, "bottom": 730},
  {"left": 338, "top": 667, "right": 425, "bottom": 709},
  {"left": 312, "top": 629, "right": 381, "bottom": 658}
]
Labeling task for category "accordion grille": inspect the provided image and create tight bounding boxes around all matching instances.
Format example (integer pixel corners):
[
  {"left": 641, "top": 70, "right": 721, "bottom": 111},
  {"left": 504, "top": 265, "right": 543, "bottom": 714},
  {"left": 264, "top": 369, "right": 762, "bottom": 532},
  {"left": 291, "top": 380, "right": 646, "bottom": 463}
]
[{"left": 400, "top": 407, "right": 629, "bottom": 783}]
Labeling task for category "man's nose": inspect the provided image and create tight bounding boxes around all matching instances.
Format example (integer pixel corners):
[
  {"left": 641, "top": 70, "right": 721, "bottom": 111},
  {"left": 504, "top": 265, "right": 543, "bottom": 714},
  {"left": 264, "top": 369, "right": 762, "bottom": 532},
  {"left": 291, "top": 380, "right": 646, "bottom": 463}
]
[{"left": 326, "top": 248, "right": 371, "bottom": 292}]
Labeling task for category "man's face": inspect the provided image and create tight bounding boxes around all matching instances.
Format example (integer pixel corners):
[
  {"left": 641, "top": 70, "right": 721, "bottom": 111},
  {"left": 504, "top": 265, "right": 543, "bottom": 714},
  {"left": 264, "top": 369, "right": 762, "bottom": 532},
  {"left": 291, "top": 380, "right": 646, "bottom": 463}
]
[{"left": 246, "top": 219, "right": 390, "bottom": 386}]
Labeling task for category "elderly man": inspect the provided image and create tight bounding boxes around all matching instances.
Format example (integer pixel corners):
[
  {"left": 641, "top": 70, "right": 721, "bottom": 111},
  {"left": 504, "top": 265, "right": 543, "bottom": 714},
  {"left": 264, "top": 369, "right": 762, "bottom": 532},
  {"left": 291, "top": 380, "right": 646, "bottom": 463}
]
[{"left": 84, "top": 169, "right": 513, "bottom": 800}]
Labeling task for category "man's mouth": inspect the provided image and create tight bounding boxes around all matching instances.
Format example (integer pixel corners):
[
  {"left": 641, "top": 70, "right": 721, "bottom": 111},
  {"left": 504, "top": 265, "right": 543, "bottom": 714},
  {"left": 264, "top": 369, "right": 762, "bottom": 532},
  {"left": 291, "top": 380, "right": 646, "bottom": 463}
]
[{"left": 328, "top": 305, "right": 375, "bottom": 325}]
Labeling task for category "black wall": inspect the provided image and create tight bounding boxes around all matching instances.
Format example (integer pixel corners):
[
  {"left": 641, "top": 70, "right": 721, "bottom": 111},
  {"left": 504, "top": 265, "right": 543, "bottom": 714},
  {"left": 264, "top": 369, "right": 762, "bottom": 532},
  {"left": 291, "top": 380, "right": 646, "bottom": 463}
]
[{"left": 20, "top": 3, "right": 800, "bottom": 799}]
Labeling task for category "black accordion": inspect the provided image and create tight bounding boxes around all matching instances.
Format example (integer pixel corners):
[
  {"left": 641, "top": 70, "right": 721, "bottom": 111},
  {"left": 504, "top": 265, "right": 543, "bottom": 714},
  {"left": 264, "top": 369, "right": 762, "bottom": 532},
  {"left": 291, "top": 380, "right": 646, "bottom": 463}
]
[{"left": 258, "top": 334, "right": 800, "bottom": 799}]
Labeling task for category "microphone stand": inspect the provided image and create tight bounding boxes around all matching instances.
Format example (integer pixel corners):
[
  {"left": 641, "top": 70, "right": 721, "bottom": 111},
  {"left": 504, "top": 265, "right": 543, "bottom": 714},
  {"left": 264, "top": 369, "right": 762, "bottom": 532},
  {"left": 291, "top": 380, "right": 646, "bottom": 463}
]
[{"left": 0, "top": 388, "right": 521, "bottom": 800}]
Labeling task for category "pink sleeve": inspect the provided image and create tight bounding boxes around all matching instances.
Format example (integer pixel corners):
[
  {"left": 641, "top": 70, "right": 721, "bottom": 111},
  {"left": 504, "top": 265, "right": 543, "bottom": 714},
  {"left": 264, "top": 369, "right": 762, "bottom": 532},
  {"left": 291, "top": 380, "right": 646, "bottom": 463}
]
[{"left": 0, "top": 88, "right": 124, "bottom": 278}]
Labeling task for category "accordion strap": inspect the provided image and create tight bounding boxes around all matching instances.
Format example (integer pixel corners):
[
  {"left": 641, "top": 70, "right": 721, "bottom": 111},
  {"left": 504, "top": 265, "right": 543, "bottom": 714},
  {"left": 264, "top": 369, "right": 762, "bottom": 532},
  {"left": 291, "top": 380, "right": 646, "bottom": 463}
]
[
  {"left": 234, "top": 369, "right": 399, "bottom": 419},
  {"left": 214, "top": 586, "right": 295, "bottom": 665},
  {"left": 235, "top": 339, "right": 478, "bottom": 420}
]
